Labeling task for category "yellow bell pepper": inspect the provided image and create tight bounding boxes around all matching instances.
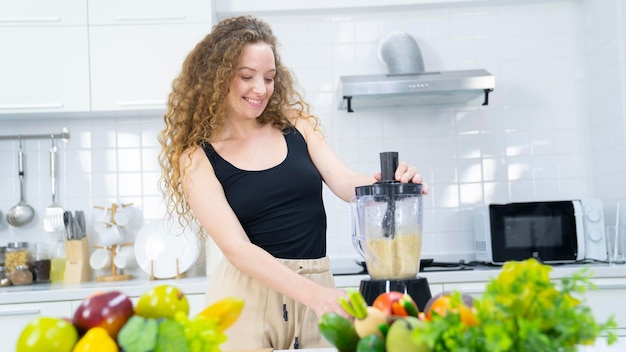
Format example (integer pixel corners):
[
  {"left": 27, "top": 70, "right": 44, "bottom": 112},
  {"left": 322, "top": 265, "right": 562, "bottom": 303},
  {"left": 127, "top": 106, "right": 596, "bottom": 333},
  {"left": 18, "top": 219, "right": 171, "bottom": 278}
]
[
  {"left": 195, "top": 297, "right": 244, "bottom": 331},
  {"left": 72, "top": 327, "right": 119, "bottom": 352}
]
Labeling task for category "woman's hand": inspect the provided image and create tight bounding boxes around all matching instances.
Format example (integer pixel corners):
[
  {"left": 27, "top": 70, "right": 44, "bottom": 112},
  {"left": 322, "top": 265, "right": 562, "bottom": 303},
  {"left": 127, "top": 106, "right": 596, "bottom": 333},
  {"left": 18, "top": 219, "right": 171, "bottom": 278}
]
[
  {"left": 374, "top": 161, "right": 429, "bottom": 194},
  {"left": 311, "top": 287, "right": 352, "bottom": 320}
]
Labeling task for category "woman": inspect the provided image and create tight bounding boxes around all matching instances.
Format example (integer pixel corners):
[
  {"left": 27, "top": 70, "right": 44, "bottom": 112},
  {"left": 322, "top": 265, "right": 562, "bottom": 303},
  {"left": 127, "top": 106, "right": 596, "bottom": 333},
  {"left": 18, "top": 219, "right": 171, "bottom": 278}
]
[{"left": 158, "top": 15, "right": 428, "bottom": 350}]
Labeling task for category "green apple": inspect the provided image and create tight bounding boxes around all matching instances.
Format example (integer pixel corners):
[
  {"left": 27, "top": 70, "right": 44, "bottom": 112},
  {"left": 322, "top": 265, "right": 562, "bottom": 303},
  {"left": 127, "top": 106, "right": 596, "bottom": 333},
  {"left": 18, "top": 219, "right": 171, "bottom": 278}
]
[
  {"left": 386, "top": 316, "right": 431, "bottom": 352},
  {"left": 16, "top": 316, "right": 78, "bottom": 352},
  {"left": 136, "top": 284, "right": 190, "bottom": 319}
]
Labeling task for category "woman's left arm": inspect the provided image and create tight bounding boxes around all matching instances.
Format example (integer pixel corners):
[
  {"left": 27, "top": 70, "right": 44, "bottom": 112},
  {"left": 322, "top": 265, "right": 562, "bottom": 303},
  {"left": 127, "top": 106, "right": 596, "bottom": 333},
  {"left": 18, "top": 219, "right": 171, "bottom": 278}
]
[{"left": 294, "top": 118, "right": 428, "bottom": 202}]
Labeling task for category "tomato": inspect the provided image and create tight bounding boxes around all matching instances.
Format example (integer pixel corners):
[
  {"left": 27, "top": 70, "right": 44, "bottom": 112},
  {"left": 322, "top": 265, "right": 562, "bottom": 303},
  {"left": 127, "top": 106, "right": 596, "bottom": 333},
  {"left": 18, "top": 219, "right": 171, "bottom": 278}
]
[
  {"left": 16, "top": 316, "right": 78, "bottom": 352},
  {"left": 372, "top": 291, "right": 418, "bottom": 317}
]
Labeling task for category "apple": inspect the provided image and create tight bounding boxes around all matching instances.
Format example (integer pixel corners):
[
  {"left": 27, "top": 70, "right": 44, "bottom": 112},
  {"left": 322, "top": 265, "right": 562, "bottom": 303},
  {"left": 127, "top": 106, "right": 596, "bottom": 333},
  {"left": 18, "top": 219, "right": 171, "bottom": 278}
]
[
  {"left": 135, "top": 284, "right": 189, "bottom": 319},
  {"left": 16, "top": 316, "right": 78, "bottom": 352},
  {"left": 72, "top": 290, "right": 134, "bottom": 339},
  {"left": 386, "top": 316, "right": 431, "bottom": 352}
]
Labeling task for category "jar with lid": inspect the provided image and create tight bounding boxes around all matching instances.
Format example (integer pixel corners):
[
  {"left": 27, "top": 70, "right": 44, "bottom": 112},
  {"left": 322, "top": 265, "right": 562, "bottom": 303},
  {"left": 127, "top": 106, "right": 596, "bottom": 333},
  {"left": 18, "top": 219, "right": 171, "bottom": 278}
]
[
  {"left": 9, "top": 265, "right": 33, "bottom": 285},
  {"left": 6, "top": 242, "right": 30, "bottom": 274},
  {"left": 30, "top": 243, "right": 51, "bottom": 284},
  {"left": 0, "top": 266, "right": 10, "bottom": 287}
]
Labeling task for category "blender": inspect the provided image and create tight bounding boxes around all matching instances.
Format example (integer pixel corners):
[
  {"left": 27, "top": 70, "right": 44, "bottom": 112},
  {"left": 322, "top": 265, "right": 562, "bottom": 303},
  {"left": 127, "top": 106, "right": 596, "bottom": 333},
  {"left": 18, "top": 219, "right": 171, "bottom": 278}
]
[{"left": 351, "top": 152, "right": 431, "bottom": 311}]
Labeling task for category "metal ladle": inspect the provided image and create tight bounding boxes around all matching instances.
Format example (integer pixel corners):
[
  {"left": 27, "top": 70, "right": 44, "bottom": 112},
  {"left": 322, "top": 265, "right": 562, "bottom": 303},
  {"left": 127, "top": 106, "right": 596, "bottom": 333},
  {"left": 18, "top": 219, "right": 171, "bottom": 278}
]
[{"left": 6, "top": 140, "right": 35, "bottom": 227}]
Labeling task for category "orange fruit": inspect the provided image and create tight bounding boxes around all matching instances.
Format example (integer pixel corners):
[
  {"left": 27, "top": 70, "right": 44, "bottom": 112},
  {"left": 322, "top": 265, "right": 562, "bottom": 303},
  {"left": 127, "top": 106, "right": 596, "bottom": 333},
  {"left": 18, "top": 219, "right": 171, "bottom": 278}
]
[{"left": 425, "top": 293, "right": 478, "bottom": 326}]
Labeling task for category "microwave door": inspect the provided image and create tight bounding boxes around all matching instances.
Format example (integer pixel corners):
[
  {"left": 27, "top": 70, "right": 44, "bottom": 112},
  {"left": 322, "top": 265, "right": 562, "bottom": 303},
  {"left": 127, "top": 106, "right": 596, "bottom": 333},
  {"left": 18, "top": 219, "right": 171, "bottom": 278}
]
[{"left": 489, "top": 201, "right": 579, "bottom": 263}]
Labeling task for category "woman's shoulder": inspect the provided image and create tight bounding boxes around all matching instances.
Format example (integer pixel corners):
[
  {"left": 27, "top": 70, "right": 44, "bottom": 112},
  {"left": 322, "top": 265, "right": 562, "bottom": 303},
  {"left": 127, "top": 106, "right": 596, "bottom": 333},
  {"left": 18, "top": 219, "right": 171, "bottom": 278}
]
[
  {"left": 180, "top": 144, "right": 212, "bottom": 171},
  {"left": 286, "top": 110, "right": 319, "bottom": 131}
]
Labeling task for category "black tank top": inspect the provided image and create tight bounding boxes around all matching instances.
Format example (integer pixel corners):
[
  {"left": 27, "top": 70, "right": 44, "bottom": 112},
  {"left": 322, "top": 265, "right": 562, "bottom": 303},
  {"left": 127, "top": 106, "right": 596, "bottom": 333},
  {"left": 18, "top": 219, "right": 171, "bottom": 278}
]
[{"left": 203, "top": 127, "right": 327, "bottom": 259}]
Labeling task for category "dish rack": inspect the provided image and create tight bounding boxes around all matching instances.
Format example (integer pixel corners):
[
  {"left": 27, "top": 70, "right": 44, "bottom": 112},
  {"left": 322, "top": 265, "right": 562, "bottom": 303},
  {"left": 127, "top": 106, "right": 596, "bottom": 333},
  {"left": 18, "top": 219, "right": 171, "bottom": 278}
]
[
  {"left": 149, "top": 258, "right": 187, "bottom": 280},
  {"left": 94, "top": 203, "right": 134, "bottom": 282}
]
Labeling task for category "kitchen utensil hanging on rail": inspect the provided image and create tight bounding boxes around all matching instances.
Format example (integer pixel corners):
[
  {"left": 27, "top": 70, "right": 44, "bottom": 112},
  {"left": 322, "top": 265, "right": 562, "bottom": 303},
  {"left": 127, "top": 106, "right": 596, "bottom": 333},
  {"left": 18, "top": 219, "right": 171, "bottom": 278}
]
[
  {"left": 6, "top": 139, "right": 35, "bottom": 227},
  {"left": 44, "top": 137, "right": 65, "bottom": 232}
]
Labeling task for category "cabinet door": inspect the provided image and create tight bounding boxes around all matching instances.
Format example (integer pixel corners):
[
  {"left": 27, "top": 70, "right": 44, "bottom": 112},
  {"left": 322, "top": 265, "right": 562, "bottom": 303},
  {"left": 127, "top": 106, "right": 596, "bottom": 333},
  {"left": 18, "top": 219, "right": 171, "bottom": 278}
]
[
  {"left": 88, "top": 0, "right": 212, "bottom": 25},
  {"left": 187, "top": 293, "right": 206, "bottom": 317},
  {"left": 0, "top": 26, "right": 90, "bottom": 114},
  {"left": 88, "top": 23, "right": 210, "bottom": 111},
  {"left": 585, "top": 278, "right": 626, "bottom": 335},
  {"left": 0, "top": 301, "right": 73, "bottom": 351},
  {"left": 0, "top": 0, "right": 87, "bottom": 26}
]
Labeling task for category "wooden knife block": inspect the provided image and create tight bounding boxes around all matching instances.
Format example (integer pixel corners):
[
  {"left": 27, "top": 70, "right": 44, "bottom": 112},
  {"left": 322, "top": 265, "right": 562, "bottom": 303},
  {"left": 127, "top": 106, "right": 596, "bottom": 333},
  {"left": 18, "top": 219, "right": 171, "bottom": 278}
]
[{"left": 65, "top": 237, "right": 91, "bottom": 283}]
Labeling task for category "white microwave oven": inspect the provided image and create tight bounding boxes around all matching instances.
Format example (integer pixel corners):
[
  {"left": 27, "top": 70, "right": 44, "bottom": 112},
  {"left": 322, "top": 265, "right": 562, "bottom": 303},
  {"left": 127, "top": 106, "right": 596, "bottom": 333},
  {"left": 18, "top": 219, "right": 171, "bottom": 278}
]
[{"left": 473, "top": 199, "right": 607, "bottom": 264}]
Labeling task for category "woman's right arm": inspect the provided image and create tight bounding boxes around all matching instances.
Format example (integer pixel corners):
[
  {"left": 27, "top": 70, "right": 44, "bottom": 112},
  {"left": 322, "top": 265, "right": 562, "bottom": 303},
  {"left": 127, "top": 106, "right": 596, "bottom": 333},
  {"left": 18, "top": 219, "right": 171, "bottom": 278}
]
[{"left": 179, "top": 146, "right": 349, "bottom": 318}]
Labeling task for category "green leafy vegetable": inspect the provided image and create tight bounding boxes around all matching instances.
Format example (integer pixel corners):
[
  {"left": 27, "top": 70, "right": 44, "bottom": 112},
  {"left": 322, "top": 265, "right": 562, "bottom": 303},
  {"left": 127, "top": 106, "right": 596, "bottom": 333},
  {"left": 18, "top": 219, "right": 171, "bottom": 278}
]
[
  {"left": 413, "top": 258, "right": 618, "bottom": 352},
  {"left": 155, "top": 318, "right": 189, "bottom": 352},
  {"left": 174, "top": 310, "right": 226, "bottom": 352},
  {"left": 117, "top": 315, "right": 159, "bottom": 352}
]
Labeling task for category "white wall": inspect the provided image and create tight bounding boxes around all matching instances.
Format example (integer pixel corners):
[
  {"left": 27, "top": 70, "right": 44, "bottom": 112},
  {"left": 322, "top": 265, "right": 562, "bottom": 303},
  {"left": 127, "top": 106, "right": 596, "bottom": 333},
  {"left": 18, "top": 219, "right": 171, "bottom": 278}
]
[{"left": 1, "top": 0, "right": 625, "bottom": 270}]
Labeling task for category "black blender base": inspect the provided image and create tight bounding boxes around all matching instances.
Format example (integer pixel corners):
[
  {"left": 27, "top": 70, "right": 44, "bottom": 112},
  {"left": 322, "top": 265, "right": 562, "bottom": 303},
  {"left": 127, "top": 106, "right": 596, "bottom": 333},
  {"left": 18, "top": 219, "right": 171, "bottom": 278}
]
[{"left": 359, "top": 277, "right": 432, "bottom": 312}]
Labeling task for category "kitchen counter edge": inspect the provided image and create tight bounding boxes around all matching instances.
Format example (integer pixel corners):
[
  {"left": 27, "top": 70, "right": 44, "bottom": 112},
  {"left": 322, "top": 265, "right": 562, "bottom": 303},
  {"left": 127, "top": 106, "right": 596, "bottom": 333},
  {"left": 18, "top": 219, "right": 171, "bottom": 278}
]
[{"left": 1, "top": 264, "right": 625, "bottom": 305}]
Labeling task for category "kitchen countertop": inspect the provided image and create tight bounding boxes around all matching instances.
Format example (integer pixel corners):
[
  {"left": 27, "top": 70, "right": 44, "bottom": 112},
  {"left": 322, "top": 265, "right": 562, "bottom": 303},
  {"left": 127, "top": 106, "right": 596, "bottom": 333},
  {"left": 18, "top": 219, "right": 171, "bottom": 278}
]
[{"left": 1, "top": 262, "right": 625, "bottom": 305}]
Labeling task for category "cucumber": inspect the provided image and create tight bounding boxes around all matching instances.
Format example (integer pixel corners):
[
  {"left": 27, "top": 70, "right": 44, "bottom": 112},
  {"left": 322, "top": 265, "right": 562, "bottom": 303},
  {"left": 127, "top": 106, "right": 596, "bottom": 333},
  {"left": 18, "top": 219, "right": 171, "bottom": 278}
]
[
  {"left": 318, "top": 313, "right": 360, "bottom": 352},
  {"left": 357, "top": 334, "right": 385, "bottom": 352}
]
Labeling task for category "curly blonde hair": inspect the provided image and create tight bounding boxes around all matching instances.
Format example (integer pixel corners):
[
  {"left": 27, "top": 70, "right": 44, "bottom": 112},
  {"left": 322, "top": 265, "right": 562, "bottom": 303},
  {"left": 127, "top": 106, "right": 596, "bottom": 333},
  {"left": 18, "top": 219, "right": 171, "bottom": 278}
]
[{"left": 158, "top": 15, "right": 318, "bottom": 233}]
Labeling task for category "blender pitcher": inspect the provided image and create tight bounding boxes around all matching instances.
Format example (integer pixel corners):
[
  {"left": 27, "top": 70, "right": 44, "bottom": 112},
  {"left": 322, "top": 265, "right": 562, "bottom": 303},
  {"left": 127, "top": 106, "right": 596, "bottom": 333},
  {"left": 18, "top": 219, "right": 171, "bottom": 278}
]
[
  {"left": 351, "top": 152, "right": 430, "bottom": 309},
  {"left": 351, "top": 152, "right": 424, "bottom": 279}
]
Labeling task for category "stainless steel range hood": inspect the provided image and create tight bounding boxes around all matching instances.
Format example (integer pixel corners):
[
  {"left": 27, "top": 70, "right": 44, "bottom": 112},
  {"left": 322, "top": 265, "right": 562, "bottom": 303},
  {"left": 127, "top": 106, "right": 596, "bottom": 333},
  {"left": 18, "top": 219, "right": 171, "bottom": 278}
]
[{"left": 338, "top": 69, "right": 495, "bottom": 112}]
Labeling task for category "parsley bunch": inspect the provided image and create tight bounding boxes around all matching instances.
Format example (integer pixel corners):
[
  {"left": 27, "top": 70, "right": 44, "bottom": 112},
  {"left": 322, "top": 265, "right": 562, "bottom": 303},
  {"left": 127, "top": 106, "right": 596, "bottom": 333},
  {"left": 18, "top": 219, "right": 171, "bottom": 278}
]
[{"left": 413, "top": 259, "right": 618, "bottom": 352}]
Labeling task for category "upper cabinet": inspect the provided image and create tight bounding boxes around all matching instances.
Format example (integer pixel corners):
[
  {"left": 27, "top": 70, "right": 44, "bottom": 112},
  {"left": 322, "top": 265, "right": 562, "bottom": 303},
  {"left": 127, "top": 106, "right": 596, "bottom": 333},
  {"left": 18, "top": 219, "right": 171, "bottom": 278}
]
[
  {"left": 88, "top": 0, "right": 213, "bottom": 25},
  {"left": 215, "top": 0, "right": 520, "bottom": 14},
  {"left": 0, "top": 0, "right": 90, "bottom": 115},
  {"left": 0, "top": 0, "right": 88, "bottom": 26},
  {"left": 87, "top": 0, "right": 213, "bottom": 112},
  {"left": 0, "top": 0, "right": 213, "bottom": 118}
]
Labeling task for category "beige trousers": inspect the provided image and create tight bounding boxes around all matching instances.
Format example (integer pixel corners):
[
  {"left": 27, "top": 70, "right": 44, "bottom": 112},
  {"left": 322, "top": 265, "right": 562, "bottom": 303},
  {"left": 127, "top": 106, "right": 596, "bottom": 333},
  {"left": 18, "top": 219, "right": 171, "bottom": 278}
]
[{"left": 204, "top": 256, "right": 335, "bottom": 351}]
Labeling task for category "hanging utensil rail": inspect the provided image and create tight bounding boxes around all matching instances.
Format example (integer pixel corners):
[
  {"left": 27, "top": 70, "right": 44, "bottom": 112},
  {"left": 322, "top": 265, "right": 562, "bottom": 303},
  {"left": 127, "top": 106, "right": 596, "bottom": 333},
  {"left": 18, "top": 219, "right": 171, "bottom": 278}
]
[{"left": 0, "top": 127, "right": 70, "bottom": 142}]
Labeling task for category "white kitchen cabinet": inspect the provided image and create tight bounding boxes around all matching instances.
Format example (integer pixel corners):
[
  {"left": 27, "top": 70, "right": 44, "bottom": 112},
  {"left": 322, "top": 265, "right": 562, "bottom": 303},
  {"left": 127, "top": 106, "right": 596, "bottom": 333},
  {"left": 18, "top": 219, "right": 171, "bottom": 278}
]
[
  {"left": 0, "top": 301, "right": 73, "bottom": 351},
  {"left": 0, "top": 0, "right": 87, "bottom": 26},
  {"left": 0, "top": 0, "right": 213, "bottom": 117},
  {"left": 0, "top": 9, "right": 90, "bottom": 115},
  {"left": 584, "top": 278, "right": 626, "bottom": 337},
  {"left": 88, "top": 23, "right": 210, "bottom": 112},
  {"left": 87, "top": 0, "right": 212, "bottom": 112},
  {"left": 88, "top": 0, "right": 213, "bottom": 25}
]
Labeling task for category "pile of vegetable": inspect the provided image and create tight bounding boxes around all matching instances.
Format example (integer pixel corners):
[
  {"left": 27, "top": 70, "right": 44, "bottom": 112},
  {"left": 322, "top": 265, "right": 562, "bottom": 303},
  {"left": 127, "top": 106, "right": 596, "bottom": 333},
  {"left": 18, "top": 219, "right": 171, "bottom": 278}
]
[
  {"left": 16, "top": 284, "right": 244, "bottom": 352},
  {"left": 319, "top": 258, "right": 619, "bottom": 352}
]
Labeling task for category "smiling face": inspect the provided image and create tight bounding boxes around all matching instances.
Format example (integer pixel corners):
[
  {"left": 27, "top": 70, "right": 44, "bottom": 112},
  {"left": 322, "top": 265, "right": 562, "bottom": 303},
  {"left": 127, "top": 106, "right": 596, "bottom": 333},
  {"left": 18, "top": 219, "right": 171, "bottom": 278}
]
[{"left": 226, "top": 42, "right": 277, "bottom": 121}]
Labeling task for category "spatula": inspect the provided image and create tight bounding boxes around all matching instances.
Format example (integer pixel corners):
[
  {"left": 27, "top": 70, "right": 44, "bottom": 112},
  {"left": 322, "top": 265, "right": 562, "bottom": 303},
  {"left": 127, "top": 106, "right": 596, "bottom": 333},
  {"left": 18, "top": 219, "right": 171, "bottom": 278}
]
[{"left": 44, "top": 138, "right": 64, "bottom": 232}]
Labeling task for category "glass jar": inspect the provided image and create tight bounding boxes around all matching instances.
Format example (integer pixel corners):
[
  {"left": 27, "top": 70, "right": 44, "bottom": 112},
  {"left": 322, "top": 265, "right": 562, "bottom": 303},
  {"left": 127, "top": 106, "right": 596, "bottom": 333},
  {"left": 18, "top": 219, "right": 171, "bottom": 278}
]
[
  {"left": 31, "top": 243, "right": 51, "bottom": 284},
  {"left": 0, "top": 266, "right": 10, "bottom": 287},
  {"left": 9, "top": 265, "right": 33, "bottom": 285},
  {"left": 6, "top": 242, "right": 30, "bottom": 274}
]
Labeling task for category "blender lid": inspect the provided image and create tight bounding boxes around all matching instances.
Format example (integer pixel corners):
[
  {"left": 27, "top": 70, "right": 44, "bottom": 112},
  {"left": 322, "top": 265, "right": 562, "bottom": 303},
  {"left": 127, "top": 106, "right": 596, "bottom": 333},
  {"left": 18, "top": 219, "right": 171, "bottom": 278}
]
[
  {"left": 355, "top": 182, "right": 422, "bottom": 197},
  {"left": 355, "top": 151, "right": 422, "bottom": 197}
]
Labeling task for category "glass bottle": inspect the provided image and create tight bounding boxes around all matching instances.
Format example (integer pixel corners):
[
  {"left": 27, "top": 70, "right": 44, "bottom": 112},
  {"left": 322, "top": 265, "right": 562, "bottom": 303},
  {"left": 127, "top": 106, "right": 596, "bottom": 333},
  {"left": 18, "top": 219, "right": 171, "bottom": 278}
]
[
  {"left": 31, "top": 243, "right": 51, "bottom": 284},
  {"left": 50, "top": 236, "right": 66, "bottom": 284}
]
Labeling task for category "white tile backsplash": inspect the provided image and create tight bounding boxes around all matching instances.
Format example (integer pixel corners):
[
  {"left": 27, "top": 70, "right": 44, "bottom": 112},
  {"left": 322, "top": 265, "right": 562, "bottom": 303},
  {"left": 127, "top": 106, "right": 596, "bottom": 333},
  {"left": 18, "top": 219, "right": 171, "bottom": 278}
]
[{"left": 2, "top": 0, "right": 626, "bottom": 265}]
